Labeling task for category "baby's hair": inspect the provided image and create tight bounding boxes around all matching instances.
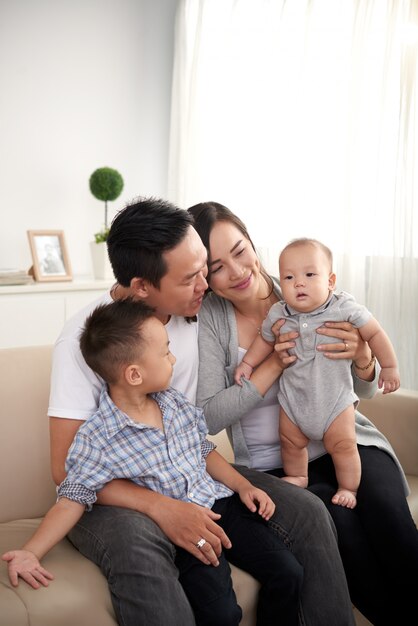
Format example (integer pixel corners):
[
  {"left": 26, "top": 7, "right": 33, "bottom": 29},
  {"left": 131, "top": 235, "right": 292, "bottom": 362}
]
[
  {"left": 281, "top": 238, "right": 333, "bottom": 269},
  {"left": 79, "top": 298, "right": 156, "bottom": 384}
]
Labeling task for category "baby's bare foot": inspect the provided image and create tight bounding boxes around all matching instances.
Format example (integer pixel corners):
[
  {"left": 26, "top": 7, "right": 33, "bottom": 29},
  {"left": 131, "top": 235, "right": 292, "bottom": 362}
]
[
  {"left": 331, "top": 489, "right": 357, "bottom": 508},
  {"left": 282, "top": 476, "right": 308, "bottom": 488}
]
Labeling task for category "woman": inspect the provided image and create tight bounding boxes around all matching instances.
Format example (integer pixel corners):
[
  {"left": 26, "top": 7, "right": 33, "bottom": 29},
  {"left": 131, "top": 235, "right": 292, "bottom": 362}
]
[{"left": 188, "top": 201, "right": 418, "bottom": 626}]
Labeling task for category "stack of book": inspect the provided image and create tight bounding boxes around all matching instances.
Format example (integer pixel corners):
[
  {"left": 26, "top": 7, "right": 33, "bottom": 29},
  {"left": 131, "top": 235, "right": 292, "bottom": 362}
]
[{"left": 0, "top": 268, "right": 34, "bottom": 286}]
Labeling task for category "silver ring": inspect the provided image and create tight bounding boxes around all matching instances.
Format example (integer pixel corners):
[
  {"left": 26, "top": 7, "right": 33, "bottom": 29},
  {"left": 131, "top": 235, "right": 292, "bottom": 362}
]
[
  {"left": 344, "top": 342, "right": 348, "bottom": 352},
  {"left": 196, "top": 538, "right": 206, "bottom": 549}
]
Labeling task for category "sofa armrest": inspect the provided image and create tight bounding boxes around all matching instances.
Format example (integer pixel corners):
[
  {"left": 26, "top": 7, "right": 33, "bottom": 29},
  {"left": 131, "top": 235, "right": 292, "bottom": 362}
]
[{"left": 358, "top": 388, "right": 418, "bottom": 477}]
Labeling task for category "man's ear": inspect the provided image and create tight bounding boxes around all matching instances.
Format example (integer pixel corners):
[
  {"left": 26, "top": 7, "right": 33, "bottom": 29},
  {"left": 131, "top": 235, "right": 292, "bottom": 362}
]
[
  {"left": 328, "top": 272, "right": 337, "bottom": 291},
  {"left": 130, "top": 277, "right": 149, "bottom": 299},
  {"left": 124, "top": 364, "right": 143, "bottom": 386}
]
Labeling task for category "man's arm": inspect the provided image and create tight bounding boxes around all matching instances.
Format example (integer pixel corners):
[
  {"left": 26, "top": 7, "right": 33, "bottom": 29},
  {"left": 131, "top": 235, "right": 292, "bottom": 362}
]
[
  {"left": 49, "top": 416, "right": 231, "bottom": 565},
  {"left": 50, "top": 417, "right": 82, "bottom": 484}
]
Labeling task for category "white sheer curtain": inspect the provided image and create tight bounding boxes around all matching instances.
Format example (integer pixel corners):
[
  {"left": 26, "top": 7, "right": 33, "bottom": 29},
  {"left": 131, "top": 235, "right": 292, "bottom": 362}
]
[{"left": 168, "top": 0, "right": 418, "bottom": 390}]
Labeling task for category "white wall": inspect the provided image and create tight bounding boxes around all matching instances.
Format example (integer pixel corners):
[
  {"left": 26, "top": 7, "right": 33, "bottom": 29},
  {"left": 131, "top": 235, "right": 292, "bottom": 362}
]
[{"left": 0, "top": 0, "right": 178, "bottom": 276}]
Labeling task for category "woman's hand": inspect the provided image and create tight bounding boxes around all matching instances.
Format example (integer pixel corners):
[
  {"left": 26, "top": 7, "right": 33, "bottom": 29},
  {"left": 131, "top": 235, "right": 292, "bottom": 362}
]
[
  {"left": 316, "top": 322, "right": 375, "bottom": 380},
  {"left": 316, "top": 321, "right": 371, "bottom": 362},
  {"left": 272, "top": 319, "right": 375, "bottom": 380}
]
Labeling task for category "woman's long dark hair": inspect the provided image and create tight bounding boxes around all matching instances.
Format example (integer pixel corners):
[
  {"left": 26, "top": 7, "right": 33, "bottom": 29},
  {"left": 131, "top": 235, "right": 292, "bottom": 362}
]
[{"left": 188, "top": 201, "right": 274, "bottom": 299}]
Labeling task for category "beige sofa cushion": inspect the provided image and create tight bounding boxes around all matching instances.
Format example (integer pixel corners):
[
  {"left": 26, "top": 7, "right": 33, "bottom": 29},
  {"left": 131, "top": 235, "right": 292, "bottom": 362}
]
[
  {"left": 0, "top": 519, "right": 116, "bottom": 626},
  {"left": 0, "top": 518, "right": 260, "bottom": 626},
  {"left": 0, "top": 346, "right": 56, "bottom": 523}
]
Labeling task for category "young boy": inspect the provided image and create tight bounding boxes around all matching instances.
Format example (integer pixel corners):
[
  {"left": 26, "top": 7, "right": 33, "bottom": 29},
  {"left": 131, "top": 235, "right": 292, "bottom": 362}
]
[
  {"left": 3, "top": 298, "right": 302, "bottom": 625},
  {"left": 235, "top": 238, "right": 400, "bottom": 509}
]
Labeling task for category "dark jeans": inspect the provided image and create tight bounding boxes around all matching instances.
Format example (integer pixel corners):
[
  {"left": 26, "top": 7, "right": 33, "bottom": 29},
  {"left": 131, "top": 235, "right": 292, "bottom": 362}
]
[
  {"left": 175, "top": 493, "right": 303, "bottom": 626},
  {"left": 269, "top": 445, "right": 418, "bottom": 626},
  {"left": 237, "top": 465, "right": 355, "bottom": 626},
  {"left": 69, "top": 470, "right": 355, "bottom": 626},
  {"left": 68, "top": 505, "right": 196, "bottom": 626}
]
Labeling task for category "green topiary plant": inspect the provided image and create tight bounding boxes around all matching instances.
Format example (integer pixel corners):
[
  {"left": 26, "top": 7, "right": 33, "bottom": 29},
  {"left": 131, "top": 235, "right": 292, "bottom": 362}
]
[{"left": 89, "top": 167, "right": 124, "bottom": 242}]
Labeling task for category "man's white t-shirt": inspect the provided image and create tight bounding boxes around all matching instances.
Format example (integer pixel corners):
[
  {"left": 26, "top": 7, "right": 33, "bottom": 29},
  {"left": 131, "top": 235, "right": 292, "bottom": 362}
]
[{"left": 47, "top": 292, "right": 199, "bottom": 421}]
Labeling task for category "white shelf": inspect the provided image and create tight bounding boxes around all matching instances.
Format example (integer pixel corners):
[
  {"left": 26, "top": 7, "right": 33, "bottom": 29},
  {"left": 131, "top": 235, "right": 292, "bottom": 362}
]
[
  {"left": 0, "top": 277, "right": 114, "bottom": 348},
  {"left": 0, "top": 277, "right": 114, "bottom": 294}
]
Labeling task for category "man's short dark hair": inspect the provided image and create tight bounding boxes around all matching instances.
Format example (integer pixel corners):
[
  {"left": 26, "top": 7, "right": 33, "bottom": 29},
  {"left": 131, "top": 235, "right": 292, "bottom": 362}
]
[
  {"left": 79, "top": 298, "right": 155, "bottom": 384},
  {"left": 107, "top": 196, "right": 194, "bottom": 288}
]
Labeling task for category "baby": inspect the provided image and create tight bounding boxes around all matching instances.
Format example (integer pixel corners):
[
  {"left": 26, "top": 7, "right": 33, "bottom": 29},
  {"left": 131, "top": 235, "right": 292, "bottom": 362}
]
[{"left": 235, "top": 238, "right": 400, "bottom": 508}]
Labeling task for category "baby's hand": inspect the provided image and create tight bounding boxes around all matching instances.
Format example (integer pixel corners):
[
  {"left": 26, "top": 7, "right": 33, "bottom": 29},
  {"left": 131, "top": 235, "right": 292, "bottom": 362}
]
[
  {"left": 238, "top": 485, "right": 276, "bottom": 520},
  {"left": 378, "top": 367, "right": 400, "bottom": 395},
  {"left": 234, "top": 361, "right": 253, "bottom": 386},
  {"left": 2, "top": 549, "right": 54, "bottom": 589}
]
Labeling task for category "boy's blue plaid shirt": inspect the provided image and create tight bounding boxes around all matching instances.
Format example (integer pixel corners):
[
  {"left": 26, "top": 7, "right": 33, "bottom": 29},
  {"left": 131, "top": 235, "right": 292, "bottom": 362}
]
[{"left": 58, "top": 386, "right": 233, "bottom": 509}]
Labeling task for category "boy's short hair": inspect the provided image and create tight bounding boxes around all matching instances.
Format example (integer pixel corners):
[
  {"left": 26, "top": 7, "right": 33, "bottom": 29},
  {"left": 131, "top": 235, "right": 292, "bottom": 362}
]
[{"left": 80, "top": 298, "right": 155, "bottom": 384}]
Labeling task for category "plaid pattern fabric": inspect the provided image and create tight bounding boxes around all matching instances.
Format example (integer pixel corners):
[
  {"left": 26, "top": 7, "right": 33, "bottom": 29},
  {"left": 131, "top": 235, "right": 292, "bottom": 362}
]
[
  {"left": 57, "top": 480, "right": 97, "bottom": 508},
  {"left": 58, "top": 386, "right": 233, "bottom": 509}
]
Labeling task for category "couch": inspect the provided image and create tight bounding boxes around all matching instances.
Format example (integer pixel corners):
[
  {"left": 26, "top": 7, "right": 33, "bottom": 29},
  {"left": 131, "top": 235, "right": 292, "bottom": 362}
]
[{"left": 0, "top": 345, "right": 417, "bottom": 626}]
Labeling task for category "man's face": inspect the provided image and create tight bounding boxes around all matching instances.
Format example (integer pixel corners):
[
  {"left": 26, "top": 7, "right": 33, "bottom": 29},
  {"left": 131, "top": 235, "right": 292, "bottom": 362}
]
[{"left": 145, "top": 226, "right": 208, "bottom": 320}]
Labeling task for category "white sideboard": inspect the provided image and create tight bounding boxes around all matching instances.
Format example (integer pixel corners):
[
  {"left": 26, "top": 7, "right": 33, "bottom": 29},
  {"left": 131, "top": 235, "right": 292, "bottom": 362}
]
[{"left": 0, "top": 278, "right": 114, "bottom": 348}]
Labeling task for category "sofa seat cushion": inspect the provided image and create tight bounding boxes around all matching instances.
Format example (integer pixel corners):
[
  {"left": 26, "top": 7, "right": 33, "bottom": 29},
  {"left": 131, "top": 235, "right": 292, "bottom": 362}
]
[
  {"left": 227, "top": 564, "right": 259, "bottom": 626},
  {"left": 0, "top": 518, "right": 117, "bottom": 626},
  {"left": 0, "top": 519, "right": 262, "bottom": 626}
]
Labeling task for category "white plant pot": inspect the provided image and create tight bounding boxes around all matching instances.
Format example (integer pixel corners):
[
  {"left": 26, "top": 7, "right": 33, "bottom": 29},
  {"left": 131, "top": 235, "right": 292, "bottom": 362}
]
[{"left": 90, "top": 241, "right": 114, "bottom": 280}]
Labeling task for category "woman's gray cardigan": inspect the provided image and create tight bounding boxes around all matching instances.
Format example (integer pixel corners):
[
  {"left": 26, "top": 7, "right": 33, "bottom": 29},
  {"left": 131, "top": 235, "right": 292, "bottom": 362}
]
[{"left": 197, "top": 283, "right": 409, "bottom": 495}]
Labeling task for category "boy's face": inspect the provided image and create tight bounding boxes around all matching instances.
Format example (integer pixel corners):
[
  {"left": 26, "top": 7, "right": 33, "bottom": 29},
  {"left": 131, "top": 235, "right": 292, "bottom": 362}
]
[
  {"left": 138, "top": 317, "right": 176, "bottom": 392},
  {"left": 279, "top": 243, "right": 336, "bottom": 313},
  {"left": 143, "top": 226, "right": 209, "bottom": 321}
]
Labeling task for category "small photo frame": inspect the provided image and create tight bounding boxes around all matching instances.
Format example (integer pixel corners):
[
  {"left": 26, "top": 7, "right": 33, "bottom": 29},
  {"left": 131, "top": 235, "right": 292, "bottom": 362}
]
[{"left": 27, "top": 230, "right": 72, "bottom": 282}]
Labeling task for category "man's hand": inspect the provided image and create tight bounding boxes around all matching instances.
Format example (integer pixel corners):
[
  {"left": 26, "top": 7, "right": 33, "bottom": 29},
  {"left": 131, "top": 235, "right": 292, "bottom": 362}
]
[
  {"left": 2, "top": 549, "right": 54, "bottom": 589},
  {"left": 148, "top": 498, "right": 232, "bottom": 566},
  {"left": 237, "top": 485, "right": 276, "bottom": 520},
  {"left": 272, "top": 318, "right": 298, "bottom": 368}
]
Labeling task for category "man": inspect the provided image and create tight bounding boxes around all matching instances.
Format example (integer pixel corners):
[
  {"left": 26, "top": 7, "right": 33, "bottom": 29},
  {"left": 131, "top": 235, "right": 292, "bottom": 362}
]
[{"left": 49, "top": 197, "right": 354, "bottom": 626}]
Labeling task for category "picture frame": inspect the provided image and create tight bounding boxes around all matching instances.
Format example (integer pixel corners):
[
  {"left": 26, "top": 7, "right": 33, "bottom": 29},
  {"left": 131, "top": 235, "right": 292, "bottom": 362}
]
[{"left": 27, "top": 230, "right": 72, "bottom": 282}]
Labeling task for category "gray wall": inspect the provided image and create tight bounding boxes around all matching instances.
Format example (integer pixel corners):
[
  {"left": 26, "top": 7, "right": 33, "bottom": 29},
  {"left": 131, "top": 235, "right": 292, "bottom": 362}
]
[{"left": 0, "top": 0, "right": 178, "bottom": 276}]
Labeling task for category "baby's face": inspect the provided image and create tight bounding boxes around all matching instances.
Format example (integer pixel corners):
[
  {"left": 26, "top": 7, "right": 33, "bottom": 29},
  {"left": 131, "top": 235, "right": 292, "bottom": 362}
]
[{"left": 279, "top": 243, "right": 335, "bottom": 312}]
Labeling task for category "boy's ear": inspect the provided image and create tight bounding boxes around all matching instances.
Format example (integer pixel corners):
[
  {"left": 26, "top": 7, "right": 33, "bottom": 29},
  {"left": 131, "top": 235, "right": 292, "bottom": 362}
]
[
  {"left": 328, "top": 272, "right": 337, "bottom": 291},
  {"left": 124, "top": 364, "right": 143, "bottom": 386}
]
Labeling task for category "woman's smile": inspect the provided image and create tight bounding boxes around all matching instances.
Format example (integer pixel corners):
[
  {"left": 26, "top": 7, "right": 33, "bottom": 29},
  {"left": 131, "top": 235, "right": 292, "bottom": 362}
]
[{"left": 232, "top": 274, "right": 252, "bottom": 290}]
